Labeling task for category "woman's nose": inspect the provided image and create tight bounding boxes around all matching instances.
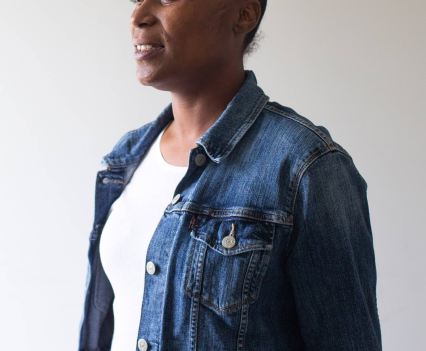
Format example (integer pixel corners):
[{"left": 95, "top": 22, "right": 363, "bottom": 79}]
[{"left": 130, "top": 1, "right": 156, "bottom": 29}]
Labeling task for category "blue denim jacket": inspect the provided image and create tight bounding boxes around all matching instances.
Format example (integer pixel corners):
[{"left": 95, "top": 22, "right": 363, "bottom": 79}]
[{"left": 78, "top": 70, "right": 382, "bottom": 351}]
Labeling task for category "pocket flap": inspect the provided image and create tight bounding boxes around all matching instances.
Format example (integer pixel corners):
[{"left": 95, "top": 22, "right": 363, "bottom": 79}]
[{"left": 189, "top": 216, "right": 275, "bottom": 256}]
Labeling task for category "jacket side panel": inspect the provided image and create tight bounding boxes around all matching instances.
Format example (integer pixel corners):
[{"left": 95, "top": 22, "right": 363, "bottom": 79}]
[{"left": 79, "top": 165, "right": 132, "bottom": 350}]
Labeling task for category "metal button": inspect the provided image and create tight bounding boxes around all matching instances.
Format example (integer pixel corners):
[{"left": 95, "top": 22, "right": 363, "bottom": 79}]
[
  {"left": 194, "top": 153, "right": 206, "bottom": 166},
  {"left": 102, "top": 177, "right": 110, "bottom": 184},
  {"left": 221, "top": 235, "right": 236, "bottom": 249},
  {"left": 222, "top": 223, "right": 236, "bottom": 249},
  {"left": 171, "top": 193, "right": 181, "bottom": 205},
  {"left": 137, "top": 338, "right": 148, "bottom": 351},
  {"left": 101, "top": 177, "right": 122, "bottom": 185},
  {"left": 146, "top": 261, "right": 156, "bottom": 275}
]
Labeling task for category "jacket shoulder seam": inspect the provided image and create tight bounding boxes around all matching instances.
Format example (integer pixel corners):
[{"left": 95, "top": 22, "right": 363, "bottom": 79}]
[
  {"left": 264, "top": 103, "right": 335, "bottom": 150},
  {"left": 290, "top": 148, "right": 352, "bottom": 215}
]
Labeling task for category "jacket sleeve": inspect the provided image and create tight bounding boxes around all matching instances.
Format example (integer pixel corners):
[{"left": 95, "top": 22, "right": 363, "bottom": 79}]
[{"left": 286, "top": 150, "right": 382, "bottom": 350}]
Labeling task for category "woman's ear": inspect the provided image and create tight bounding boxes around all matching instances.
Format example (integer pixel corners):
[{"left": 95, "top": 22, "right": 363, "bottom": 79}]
[{"left": 233, "top": 0, "right": 262, "bottom": 35}]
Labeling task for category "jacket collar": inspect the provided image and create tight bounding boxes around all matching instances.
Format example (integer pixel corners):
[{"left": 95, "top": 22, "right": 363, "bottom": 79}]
[{"left": 102, "top": 69, "right": 269, "bottom": 167}]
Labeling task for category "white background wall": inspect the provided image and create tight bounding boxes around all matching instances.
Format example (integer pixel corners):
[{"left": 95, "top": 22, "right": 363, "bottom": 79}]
[{"left": 0, "top": 1, "right": 424, "bottom": 350}]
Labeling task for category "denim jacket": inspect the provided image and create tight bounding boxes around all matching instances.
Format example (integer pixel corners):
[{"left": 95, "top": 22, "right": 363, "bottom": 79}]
[{"left": 78, "top": 70, "right": 382, "bottom": 351}]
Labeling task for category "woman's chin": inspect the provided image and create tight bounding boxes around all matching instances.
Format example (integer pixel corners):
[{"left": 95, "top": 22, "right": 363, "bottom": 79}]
[
  {"left": 135, "top": 67, "right": 157, "bottom": 86},
  {"left": 135, "top": 67, "right": 173, "bottom": 91}
]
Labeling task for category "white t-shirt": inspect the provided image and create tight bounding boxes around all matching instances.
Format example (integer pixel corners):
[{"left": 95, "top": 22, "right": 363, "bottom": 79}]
[{"left": 99, "top": 122, "right": 188, "bottom": 351}]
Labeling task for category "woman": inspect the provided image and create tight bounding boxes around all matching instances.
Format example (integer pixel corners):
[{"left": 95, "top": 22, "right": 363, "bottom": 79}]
[{"left": 78, "top": 0, "right": 382, "bottom": 350}]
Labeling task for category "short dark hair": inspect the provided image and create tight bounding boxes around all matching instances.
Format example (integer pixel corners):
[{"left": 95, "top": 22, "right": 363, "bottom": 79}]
[{"left": 242, "top": 0, "right": 267, "bottom": 56}]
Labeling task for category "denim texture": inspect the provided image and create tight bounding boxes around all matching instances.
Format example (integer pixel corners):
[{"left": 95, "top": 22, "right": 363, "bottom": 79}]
[{"left": 78, "top": 70, "right": 382, "bottom": 351}]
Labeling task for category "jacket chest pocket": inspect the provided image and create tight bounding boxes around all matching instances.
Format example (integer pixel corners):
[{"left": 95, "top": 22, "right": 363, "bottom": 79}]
[{"left": 183, "top": 215, "right": 275, "bottom": 314}]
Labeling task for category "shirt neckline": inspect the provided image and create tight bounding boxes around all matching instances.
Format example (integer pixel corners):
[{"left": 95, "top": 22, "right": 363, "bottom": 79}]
[{"left": 153, "top": 122, "right": 188, "bottom": 171}]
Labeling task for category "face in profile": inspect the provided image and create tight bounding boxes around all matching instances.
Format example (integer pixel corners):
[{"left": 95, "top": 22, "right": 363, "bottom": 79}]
[{"left": 129, "top": 0, "right": 246, "bottom": 92}]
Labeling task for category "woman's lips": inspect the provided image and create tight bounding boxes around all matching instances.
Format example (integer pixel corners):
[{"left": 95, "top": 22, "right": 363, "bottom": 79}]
[{"left": 134, "top": 45, "right": 165, "bottom": 61}]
